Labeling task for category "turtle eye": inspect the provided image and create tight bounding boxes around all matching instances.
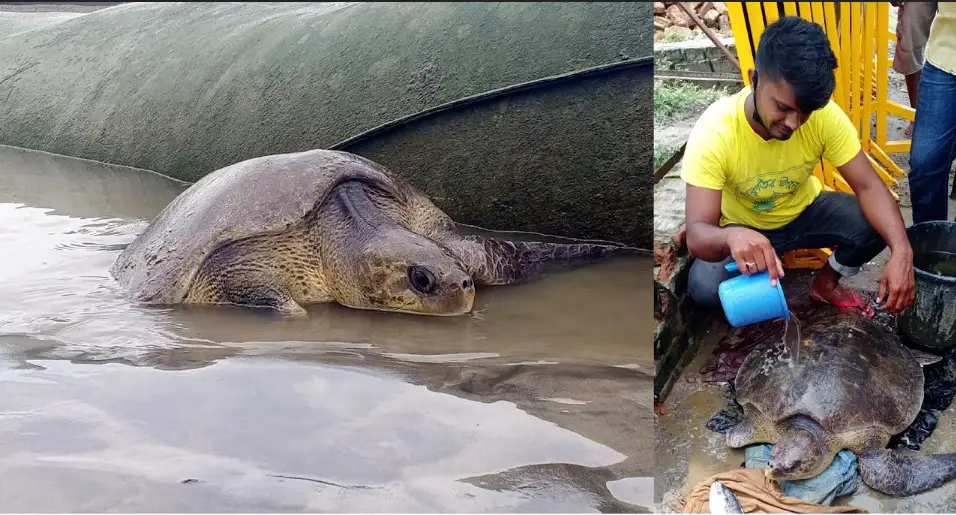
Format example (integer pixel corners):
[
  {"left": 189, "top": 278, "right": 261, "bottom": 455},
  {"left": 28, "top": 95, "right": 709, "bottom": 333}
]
[{"left": 408, "top": 265, "right": 437, "bottom": 295}]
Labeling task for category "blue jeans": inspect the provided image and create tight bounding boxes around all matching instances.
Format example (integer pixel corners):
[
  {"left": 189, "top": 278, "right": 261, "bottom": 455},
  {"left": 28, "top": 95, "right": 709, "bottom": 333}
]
[{"left": 909, "top": 60, "right": 956, "bottom": 224}]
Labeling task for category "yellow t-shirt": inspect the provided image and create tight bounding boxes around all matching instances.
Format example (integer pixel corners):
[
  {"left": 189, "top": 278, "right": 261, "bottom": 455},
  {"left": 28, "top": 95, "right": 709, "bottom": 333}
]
[
  {"left": 926, "top": 2, "right": 956, "bottom": 75},
  {"left": 680, "top": 87, "right": 861, "bottom": 230}
]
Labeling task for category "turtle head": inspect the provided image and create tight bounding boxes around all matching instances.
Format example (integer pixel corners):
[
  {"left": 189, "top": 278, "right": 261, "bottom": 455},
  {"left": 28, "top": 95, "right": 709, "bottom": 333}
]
[
  {"left": 337, "top": 231, "right": 476, "bottom": 316},
  {"left": 316, "top": 179, "right": 476, "bottom": 316},
  {"left": 767, "top": 417, "right": 831, "bottom": 481}
]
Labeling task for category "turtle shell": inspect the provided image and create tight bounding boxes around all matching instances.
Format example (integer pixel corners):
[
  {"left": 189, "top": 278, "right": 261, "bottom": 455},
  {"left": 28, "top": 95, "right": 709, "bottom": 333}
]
[
  {"left": 734, "top": 311, "right": 925, "bottom": 438},
  {"left": 110, "top": 149, "right": 401, "bottom": 304}
]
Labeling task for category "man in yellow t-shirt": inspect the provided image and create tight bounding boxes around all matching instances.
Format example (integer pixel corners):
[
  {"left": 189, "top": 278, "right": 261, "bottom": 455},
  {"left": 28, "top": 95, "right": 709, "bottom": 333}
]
[
  {"left": 909, "top": 2, "right": 956, "bottom": 223},
  {"left": 680, "top": 16, "right": 915, "bottom": 316}
]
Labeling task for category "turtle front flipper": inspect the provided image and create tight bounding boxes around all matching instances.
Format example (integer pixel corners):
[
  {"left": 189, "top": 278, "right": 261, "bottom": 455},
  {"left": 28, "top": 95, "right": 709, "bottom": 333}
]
[
  {"left": 708, "top": 402, "right": 771, "bottom": 448},
  {"left": 725, "top": 419, "right": 759, "bottom": 448},
  {"left": 442, "top": 235, "right": 635, "bottom": 286},
  {"left": 184, "top": 229, "right": 325, "bottom": 317},
  {"left": 190, "top": 274, "right": 309, "bottom": 317},
  {"left": 242, "top": 286, "right": 309, "bottom": 317},
  {"left": 859, "top": 449, "right": 956, "bottom": 496}
]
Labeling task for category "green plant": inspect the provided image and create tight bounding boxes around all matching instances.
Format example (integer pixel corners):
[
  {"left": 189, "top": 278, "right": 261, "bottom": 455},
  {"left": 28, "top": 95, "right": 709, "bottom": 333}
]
[{"left": 653, "top": 80, "right": 724, "bottom": 123}]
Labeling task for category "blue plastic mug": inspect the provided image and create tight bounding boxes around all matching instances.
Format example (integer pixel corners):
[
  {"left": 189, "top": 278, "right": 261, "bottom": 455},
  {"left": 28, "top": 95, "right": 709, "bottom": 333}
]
[{"left": 717, "top": 261, "right": 790, "bottom": 327}]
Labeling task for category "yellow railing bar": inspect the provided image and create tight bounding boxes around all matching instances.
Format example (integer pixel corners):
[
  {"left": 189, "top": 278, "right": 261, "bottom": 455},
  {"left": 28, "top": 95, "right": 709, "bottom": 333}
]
[
  {"left": 746, "top": 3, "right": 767, "bottom": 47},
  {"left": 868, "top": 139, "right": 906, "bottom": 178},
  {"left": 810, "top": 2, "right": 825, "bottom": 27},
  {"left": 840, "top": 2, "right": 852, "bottom": 110},
  {"left": 727, "top": 2, "right": 755, "bottom": 84},
  {"left": 850, "top": 2, "right": 862, "bottom": 133},
  {"left": 764, "top": 2, "right": 780, "bottom": 24},
  {"left": 861, "top": 3, "right": 875, "bottom": 145},
  {"left": 823, "top": 2, "right": 844, "bottom": 110},
  {"left": 884, "top": 141, "right": 912, "bottom": 154},
  {"left": 886, "top": 101, "right": 916, "bottom": 122},
  {"left": 798, "top": 2, "right": 813, "bottom": 19},
  {"left": 876, "top": 2, "right": 889, "bottom": 146}
]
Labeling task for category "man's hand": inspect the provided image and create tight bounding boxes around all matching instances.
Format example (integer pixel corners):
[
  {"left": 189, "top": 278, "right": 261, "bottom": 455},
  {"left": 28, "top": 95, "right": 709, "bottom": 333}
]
[
  {"left": 878, "top": 251, "right": 916, "bottom": 313},
  {"left": 726, "top": 226, "right": 786, "bottom": 285},
  {"left": 684, "top": 185, "right": 784, "bottom": 285},
  {"left": 837, "top": 151, "right": 917, "bottom": 312}
]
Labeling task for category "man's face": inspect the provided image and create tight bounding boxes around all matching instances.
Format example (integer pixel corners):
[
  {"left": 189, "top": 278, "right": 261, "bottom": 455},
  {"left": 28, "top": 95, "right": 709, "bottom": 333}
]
[{"left": 749, "top": 69, "right": 811, "bottom": 140}]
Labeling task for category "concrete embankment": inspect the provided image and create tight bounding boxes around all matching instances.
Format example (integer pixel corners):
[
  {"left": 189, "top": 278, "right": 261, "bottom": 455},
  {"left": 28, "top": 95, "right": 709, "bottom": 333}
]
[{"left": 0, "top": 2, "right": 652, "bottom": 247}]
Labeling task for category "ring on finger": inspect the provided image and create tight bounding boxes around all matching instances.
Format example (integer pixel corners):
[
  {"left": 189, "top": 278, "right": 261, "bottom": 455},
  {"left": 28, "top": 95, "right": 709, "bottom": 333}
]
[{"left": 744, "top": 261, "right": 755, "bottom": 270}]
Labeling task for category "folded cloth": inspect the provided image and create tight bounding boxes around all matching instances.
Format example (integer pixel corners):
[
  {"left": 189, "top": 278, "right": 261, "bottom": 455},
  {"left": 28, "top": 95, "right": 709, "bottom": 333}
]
[
  {"left": 745, "top": 444, "right": 860, "bottom": 506},
  {"left": 679, "top": 469, "right": 868, "bottom": 514}
]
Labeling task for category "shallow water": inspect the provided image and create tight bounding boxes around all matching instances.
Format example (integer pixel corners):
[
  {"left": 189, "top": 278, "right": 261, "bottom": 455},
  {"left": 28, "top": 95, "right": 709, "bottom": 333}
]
[
  {"left": 0, "top": 145, "right": 652, "bottom": 512},
  {"left": 914, "top": 251, "right": 956, "bottom": 278}
]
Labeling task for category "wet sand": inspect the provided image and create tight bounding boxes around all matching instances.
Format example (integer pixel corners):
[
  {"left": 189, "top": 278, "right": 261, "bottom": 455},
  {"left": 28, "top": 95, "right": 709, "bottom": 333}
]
[{"left": 0, "top": 144, "right": 652, "bottom": 512}]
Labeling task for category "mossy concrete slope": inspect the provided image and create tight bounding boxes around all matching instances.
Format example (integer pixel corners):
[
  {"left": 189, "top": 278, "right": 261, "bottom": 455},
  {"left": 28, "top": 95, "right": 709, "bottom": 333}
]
[{"left": 0, "top": 2, "right": 651, "bottom": 246}]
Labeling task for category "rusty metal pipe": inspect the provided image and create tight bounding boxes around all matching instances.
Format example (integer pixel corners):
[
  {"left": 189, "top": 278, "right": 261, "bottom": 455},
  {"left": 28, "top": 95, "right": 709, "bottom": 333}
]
[{"left": 674, "top": 2, "right": 740, "bottom": 69}]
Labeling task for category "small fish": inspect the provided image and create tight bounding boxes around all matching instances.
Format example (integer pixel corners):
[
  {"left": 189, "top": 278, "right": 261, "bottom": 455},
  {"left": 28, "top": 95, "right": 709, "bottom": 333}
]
[{"left": 709, "top": 481, "right": 744, "bottom": 514}]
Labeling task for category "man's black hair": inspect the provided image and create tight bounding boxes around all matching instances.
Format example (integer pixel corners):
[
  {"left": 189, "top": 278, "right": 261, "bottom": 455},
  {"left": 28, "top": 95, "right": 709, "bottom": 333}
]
[{"left": 753, "top": 16, "right": 838, "bottom": 113}]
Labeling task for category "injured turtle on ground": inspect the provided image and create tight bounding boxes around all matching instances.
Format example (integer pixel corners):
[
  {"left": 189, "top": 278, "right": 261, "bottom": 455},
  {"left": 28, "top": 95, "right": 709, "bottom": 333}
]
[
  {"left": 710, "top": 310, "right": 956, "bottom": 497},
  {"left": 110, "top": 149, "right": 633, "bottom": 317}
]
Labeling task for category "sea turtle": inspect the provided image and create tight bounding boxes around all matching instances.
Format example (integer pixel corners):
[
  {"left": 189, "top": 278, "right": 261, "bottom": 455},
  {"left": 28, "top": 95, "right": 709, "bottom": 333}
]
[
  {"left": 110, "top": 148, "right": 630, "bottom": 316},
  {"left": 717, "top": 310, "right": 956, "bottom": 497}
]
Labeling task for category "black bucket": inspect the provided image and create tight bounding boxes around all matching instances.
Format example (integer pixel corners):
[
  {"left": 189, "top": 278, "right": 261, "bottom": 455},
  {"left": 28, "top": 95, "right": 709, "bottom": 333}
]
[{"left": 899, "top": 221, "right": 956, "bottom": 352}]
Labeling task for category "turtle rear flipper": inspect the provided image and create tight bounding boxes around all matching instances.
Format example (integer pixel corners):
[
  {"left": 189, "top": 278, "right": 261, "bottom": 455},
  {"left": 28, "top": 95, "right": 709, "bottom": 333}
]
[
  {"left": 909, "top": 348, "right": 944, "bottom": 367},
  {"left": 444, "top": 235, "right": 635, "bottom": 285},
  {"left": 859, "top": 449, "right": 956, "bottom": 496}
]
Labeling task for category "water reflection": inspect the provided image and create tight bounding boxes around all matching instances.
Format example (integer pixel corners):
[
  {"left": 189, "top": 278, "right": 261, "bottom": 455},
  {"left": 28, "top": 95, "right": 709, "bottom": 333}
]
[{"left": 0, "top": 144, "right": 651, "bottom": 512}]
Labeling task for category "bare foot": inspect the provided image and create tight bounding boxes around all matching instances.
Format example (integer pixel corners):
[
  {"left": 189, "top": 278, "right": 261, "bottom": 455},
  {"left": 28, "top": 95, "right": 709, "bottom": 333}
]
[
  {"left": 809, "top": 266, "right": 875, "bottom": 317},
  {"left": 905, "top": 121, "right": 914, "bottom": 138}
]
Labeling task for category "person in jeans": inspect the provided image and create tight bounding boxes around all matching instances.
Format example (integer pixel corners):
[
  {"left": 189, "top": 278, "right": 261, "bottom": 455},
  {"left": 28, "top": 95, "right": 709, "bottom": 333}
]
[
  {"left": 680, "top": 16, "right": 916, "bottom": 316},
  {"left": 891, "top": 2, "right": 937, "bottom": 137},
  {"left": 908, "top": 3, "right": 956, "bottom": 224}
]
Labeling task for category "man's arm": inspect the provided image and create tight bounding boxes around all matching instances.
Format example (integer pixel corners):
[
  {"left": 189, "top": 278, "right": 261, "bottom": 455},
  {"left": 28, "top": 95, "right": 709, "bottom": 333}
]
[
  {"left": 836, "top": 151, "right": 915, "bottom": 312},
  {"left": 836, "top": 151, "right": 911, "bottom": 254},
  {"left": 685, "top": 184, "right": 785, "bottom": 283},
  {"left": 817, "top": 97, "right": 915, "bottom": 312},
  {"left": 684, "top": 184, "right": 729, "bottom": 261}
]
